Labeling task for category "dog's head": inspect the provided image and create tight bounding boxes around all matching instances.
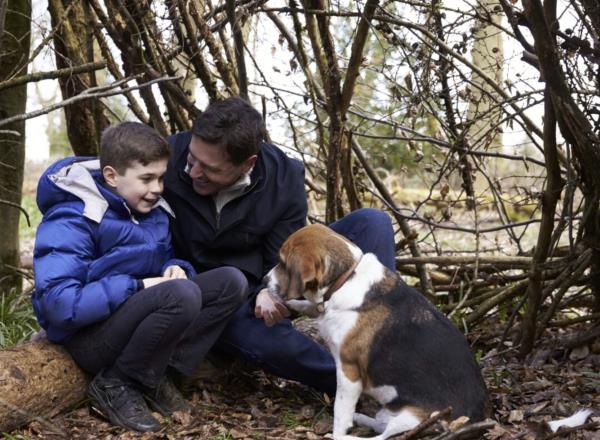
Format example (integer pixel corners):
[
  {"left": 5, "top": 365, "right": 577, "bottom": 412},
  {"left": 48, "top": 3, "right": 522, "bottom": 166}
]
[{"left": 265, "top": 224, "right": 362, "bottom": 304}]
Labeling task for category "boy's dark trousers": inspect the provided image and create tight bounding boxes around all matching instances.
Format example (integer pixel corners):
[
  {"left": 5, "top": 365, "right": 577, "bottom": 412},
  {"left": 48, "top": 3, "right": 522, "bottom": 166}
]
[{"left": 63, "top": 267, "right": 247, "bottom": 389}]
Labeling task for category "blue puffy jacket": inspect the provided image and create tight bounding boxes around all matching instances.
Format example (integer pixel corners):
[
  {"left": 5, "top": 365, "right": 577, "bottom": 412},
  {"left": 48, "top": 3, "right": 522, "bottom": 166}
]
[{"left": 32, "top": 157, "right": 195, "bottom": 343}]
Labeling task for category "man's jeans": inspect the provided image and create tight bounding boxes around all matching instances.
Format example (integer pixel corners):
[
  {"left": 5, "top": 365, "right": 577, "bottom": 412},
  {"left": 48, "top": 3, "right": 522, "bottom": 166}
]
[
  {"left": 64, "top": 267, "right": 247, "bottom": 388},
  {"left": 214, "top": 208, "right": 396, "bottom": 396}
]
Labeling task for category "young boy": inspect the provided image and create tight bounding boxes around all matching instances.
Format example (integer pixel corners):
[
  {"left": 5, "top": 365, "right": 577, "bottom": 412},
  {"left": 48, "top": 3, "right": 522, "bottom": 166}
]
[{"left": 32, "top": 122, "right": 246, "bottom": 432}]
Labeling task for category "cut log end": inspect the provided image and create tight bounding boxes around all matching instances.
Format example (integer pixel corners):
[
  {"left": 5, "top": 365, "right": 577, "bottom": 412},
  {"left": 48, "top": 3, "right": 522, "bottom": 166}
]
[{"left": 0, "top": 339, "right": 88, "bottom": 432}]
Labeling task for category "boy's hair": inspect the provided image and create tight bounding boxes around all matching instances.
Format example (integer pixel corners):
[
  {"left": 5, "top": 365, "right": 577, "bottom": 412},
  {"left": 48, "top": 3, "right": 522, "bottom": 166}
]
[
  {"left": 192, "top": 96, "right": 267, "bottom": 164},
  {"left": 100, "top": 122, "right": 170, "bottom": 174}
]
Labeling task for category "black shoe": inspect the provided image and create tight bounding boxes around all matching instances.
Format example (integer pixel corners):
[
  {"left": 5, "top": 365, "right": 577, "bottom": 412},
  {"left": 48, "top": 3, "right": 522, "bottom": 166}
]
[
  {"left": 88, "top": 371, "right": 161, "bottom": 432},
  {"left": 144, "top": 376, "right": 192, "bottom": 417}
]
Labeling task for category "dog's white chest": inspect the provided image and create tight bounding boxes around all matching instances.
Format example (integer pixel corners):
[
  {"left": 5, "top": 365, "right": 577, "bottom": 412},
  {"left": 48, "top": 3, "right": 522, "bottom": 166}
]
[{"left": 319, "top": 309, "right": 359, "bottom": 353}]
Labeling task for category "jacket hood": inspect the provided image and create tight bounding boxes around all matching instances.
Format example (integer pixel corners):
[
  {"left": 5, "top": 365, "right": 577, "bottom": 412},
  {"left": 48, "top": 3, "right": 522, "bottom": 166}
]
[{"left": 36, "top": 156, "right": 175, "bottom": 223}]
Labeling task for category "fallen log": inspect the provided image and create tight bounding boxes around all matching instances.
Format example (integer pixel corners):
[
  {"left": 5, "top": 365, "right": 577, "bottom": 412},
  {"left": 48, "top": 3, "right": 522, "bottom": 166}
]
[{"left": 0, "top": 339, "right": 88, "bottom": 433}]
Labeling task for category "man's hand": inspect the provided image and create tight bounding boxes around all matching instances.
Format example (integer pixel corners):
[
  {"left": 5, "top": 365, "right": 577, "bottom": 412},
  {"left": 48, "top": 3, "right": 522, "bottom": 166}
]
[
  {"left": 255, "top": 289, "right": 290, "bottom": 327},
  {"left": 286, "top": 299, "right": 321, "bottom": 318},
  {"left": 163, "top": 265, "right": 187, "bottom": 279},
  {"left": 142, "top": 276, "right": 171, "bottom": 288}
]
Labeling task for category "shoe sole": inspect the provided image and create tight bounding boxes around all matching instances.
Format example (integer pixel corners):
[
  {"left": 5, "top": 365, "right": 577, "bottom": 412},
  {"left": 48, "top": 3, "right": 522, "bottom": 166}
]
[
  {"left": 144, "top": 394, "right": 171, "bottom": 417},
  {"left": 88, "top": 382, "right": 160, "bottom": 432}
]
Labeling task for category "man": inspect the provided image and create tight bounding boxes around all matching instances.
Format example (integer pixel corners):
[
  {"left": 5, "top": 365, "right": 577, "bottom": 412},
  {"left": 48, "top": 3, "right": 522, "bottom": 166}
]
[{"left": 163, "top": 97, "right": 396, "bottom": 396}]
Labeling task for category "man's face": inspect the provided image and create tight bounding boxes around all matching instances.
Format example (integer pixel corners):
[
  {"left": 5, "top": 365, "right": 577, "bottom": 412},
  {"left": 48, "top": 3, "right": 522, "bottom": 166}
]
[
  {"left": 186, "top": 136, "right": 256, "bottom": 196},
  {"left": 104, "top": 159, "right": 168, "bottom": 214}
]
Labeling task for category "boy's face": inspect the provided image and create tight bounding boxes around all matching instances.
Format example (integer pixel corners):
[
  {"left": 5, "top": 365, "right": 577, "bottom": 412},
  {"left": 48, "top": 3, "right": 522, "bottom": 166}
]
[
  {"left": 103, "top": 159, "right": 168, "bottom": 214},
  {"left": 186, "top": 136, "right": 256, "bottom": 196}
]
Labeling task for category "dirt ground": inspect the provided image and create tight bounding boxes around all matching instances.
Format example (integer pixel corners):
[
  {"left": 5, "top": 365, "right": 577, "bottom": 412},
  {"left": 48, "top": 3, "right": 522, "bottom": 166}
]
[{"left": 8, "top": 318, "right": 600, "bottom": 440}]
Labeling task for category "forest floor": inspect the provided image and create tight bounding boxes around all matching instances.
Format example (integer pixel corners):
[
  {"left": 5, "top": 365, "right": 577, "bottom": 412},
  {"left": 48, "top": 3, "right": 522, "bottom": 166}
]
[
  {"left": 7, "top": 319, "right": 600, "bottom": 440},
  {"left": 10, "top": 163, "right": 599, "bottom": 439}
]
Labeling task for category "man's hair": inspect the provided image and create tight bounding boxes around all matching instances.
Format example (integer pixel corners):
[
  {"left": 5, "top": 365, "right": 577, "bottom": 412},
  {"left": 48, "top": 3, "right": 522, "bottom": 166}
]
[
  {"left": 100, "top": 122, "right": 170, "bottom": 174},
  {"left": 192, "top": 96, "right": 267, "bottom": 164}
]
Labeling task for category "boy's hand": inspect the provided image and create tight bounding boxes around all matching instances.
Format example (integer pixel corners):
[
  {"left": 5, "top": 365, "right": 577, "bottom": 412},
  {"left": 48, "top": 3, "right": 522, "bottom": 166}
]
[
  {"left": 163, "top": 265, "right": 187, "bottom": 279},
  {"left": 142, "top": 276, "right": 171, "bottom": 288},
  {"left": 255, "top": 289, "right": 290, "bottom": 327}
]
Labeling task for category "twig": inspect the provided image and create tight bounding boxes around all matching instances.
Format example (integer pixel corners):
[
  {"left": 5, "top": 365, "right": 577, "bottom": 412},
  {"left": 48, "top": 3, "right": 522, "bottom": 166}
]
[
  {"left": 339, "top": 0, "right": 379, "bottom": 116},
  {"left": 226, "top": 0, "right": 248, "bottom": 99},
  {"left": 550, "top": 313, "right": 600, "bottom": 327},
  {"left": 561, "top": 324, "right": 600, "bottom": 350},
  {"left": 448, "top": 203, "right": 480, "bottom": 319},
  {"left": 466, "top": 281, "right": 528, "bottom": 324},
  {"left": 536, "top": 250, "right": 592, "bottom": 336},
  {"left": 432, "top": 420, "right": 497, "bottom": 439},
  {"left": 0, "top": 396, "right": 68, "bottom": 437},
  {"left": 391, "top": 208, "right": 546, "bottom": 235},
  {"left": 389, "top": 406, "right": 452, "bottom": 439},
  {"left": 0, "top": 200, "right": 30, "bottom": 227},
  {"left": 0, "top": 61, "right": 106, "bottom": 92},
  {"left": 2, "top": 263, "right": 34, "bottom": 280},
  {"left": 0, "top": 129, "right": 19, "bottom": 137},
  {"left": 395, "top": 255, "right": 557, "bottom": 267},
  {"left": 0, "top": 0, "right": 7, "bottom": 51},
  {"left": 0, "top": 75, "right": 180, "bottom": 128},
  {"left": 351, "top": 138, "right": 434, "bottom": 297}
]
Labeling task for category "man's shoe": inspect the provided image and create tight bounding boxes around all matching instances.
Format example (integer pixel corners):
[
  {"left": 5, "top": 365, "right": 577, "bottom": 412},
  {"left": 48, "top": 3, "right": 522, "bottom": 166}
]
[
  {"left": 88, "top": 371, "right": 161, "bottom": 432},
  {"left": 144, "top": 376, "right": 192, "bottom": 416}
]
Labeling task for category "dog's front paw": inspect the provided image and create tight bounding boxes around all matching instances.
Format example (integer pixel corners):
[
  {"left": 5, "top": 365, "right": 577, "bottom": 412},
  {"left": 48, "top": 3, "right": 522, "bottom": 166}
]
[{"left": 332, "top": 429, "right": 354, "bottom": 440}]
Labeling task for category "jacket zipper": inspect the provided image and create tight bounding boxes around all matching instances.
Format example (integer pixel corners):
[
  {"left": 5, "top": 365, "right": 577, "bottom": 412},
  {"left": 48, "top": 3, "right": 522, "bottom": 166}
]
[{"left": 213, "top": 177, "right": 261, "bottom": 234}]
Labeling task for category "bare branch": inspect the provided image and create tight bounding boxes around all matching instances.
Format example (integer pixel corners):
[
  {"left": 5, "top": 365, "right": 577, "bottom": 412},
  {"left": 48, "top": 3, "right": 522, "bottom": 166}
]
[
  {"left": 0, "top": 76, "right": 180, "bottom": 128},
  {"left": 339, "top": 0, "right": 380, "bottom": 116},
  {"left": 226, "top": 0, "right": 248, "bottom": 99},
  {"left": 0, "top": 200, "right": 30, "bottom": 227},
  {"left": 0, "top": 61, "right": 106, "bottom": 93}
]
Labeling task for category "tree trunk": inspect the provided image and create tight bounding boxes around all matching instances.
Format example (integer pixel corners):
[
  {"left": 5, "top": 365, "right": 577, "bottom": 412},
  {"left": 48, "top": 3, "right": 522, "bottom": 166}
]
[
  {"left": 0, "top": 340, "right": 87, "bottom": 433},
  {"left": 523, "top": 0, "right": 600, "bottom": 316},
  {"left": 0, "top": 0, "right": 30, "bottom": 293},
  {"left": 519, "top": 87, "right": 563, "bottom": 357},
  {"left": 48, "top": 0, "right": 108, "bottom": 156}
]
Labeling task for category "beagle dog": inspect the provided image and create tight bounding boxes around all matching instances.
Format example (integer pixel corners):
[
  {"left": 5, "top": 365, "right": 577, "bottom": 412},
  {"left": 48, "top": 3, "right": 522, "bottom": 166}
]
[{"left": 265, "top": 224, "right": 490, "bottom": 440}]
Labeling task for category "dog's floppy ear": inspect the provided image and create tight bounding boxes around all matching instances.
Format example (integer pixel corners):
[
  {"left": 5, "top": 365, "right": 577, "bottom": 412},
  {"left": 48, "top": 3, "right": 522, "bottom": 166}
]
[
  {"left": 287, "top": 268, "right": 306, "bottom": 299},
  {"left": 287, "top": 256, "right": 321, "bottom": 299}
]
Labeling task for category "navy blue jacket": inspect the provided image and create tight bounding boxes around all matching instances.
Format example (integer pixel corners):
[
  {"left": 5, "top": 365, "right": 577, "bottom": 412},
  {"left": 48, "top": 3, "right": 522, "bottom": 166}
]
[
  {"left": 32, "top": 157, "right": 195, "bottom": 342},
  {"left": 163, "top": 131, "right": 307, "bottom": 295}
]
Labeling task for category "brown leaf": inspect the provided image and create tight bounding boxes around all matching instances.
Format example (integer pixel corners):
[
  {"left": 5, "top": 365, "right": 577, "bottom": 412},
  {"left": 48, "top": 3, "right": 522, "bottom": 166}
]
[
  {"left": 313, "top": 416, "right": 332, "bottom": 435},
  {"left": 440, "top": 184, "right": 450, "bottom": 200},
  {"left": 448, "top": 415, "right": 470, "bottom": 431},
  {"left": 230, "top": 428, "right": 246, "bottom": 438},
  {"left": 299, "top": 405, "right": 315, "bottom": 420},
  {"left": 508, "top": 410, "right": 524, "bottom": 423},
  {"left": 569, "top": 345, "right": 590, "bottom": 361},
  {"left": 172, "top": 409, "right": 193, "bottom": 426},
  {"left": 484, "top": 424, "right": 508, "bottom": 439}
]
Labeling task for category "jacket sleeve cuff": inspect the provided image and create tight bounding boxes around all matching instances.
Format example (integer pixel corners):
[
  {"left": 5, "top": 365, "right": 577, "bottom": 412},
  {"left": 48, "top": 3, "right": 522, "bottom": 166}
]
[{"left": 161, "top": 259, "right": 197, "bottom": 278}]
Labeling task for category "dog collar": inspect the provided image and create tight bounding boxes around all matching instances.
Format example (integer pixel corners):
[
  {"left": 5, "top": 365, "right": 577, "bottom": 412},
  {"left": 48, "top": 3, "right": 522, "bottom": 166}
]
[{"left": 323, "top": 257, "right": 361, "bottom": 302}]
